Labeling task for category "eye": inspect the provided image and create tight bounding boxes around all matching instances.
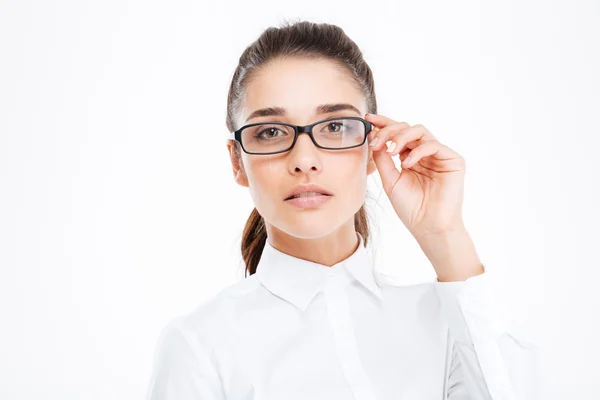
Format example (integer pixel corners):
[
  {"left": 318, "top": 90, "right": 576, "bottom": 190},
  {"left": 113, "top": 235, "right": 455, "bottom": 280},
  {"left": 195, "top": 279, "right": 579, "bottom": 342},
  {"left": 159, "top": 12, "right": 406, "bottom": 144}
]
[
  {"left": 325, "top": 121, "right": 344, "bottom": 133},
  {"left": 255, "top": 127, "right": 287, "bottom": 140}
]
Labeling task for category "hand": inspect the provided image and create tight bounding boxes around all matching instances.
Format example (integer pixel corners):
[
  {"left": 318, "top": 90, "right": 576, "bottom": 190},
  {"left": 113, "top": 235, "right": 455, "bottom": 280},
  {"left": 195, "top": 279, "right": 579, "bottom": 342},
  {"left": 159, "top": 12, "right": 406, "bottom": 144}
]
[{"left": 365, "top": 113, "right": 467, "bottom": 238}]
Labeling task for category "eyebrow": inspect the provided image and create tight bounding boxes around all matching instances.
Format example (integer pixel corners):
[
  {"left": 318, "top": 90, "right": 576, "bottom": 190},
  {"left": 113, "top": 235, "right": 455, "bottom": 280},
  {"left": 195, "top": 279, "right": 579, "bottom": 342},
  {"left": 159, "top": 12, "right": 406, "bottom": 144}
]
[{"left": 244, "top": 103, "right": 362, "bottom": 123}]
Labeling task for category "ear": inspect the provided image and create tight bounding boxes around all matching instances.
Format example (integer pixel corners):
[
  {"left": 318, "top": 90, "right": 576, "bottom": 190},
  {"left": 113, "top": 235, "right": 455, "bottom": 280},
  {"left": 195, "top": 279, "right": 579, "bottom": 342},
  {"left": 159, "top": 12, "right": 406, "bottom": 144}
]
[
  {"left": 366, "top": 147, "right": 377, "bottom": 176},
  {"left": 227, "top": 141, "right": 249, "bottom": 187}
]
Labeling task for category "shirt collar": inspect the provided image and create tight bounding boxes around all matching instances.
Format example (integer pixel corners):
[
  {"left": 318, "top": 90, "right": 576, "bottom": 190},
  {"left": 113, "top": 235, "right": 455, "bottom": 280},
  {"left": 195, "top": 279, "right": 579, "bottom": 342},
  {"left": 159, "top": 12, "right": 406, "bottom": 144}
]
[{"left": 256, "top": 232, "right": 383, "bottom": 312}]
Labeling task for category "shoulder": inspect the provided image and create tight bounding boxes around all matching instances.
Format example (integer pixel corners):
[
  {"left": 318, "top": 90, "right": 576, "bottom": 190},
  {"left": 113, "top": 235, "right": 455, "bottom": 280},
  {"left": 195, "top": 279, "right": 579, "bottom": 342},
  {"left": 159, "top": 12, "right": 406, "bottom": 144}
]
[
  {"left": 147, "top": 279, "right": 261, "bottom": 399},
  {"left": 375, "top": 270, "right": 444, "bottom": 311},
  {"left": 374, "top": 270, "right": 437, "bottom": 294},
  {"left": 162, "top": 274, "right": 264, "bottom": 343}
]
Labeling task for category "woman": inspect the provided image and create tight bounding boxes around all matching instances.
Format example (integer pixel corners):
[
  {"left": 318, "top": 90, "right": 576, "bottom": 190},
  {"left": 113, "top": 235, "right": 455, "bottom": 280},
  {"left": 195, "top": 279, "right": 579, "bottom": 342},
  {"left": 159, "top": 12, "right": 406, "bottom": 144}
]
[{"left": 147, "top": 20, "right": 541, "bottom": 399}]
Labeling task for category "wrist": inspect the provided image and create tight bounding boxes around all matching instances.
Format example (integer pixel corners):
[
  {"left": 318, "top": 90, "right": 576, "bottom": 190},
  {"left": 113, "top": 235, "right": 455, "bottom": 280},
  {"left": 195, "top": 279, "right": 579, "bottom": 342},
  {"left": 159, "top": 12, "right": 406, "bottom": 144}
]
[{"left": 414, "top": 227, "right": 484, "bottom": 282}]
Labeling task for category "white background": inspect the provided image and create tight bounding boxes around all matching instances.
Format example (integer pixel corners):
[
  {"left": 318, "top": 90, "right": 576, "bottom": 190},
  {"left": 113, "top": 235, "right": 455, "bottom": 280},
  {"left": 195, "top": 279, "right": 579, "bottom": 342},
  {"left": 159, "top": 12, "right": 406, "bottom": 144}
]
[{"left": 1, "top": 0, "right": 598, "bottom": 399}]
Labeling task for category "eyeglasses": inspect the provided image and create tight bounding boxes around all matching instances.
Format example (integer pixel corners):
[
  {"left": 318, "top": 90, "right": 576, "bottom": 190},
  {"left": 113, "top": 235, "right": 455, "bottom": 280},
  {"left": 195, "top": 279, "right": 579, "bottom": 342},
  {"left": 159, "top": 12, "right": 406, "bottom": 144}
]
[{"left": 228, "top": 116, "right": 373, "bottom": 155}]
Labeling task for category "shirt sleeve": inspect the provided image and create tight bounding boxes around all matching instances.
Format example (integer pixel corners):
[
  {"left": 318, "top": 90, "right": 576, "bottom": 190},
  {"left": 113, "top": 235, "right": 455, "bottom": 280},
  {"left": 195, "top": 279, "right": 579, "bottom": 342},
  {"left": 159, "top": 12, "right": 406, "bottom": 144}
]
[
  {"left": 433, "top": 266, "right": 544, "bottom": 399},
  {"left": 146, "top": 316, "right": 225, "bottom": 400}
]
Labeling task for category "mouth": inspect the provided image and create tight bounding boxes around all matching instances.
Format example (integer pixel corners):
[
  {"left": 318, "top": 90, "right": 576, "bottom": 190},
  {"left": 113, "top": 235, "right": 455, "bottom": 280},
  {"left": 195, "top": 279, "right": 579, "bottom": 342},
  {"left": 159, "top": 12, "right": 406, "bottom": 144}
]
[
  {"left": 285, "top": 192, "right": 333, "bottom": 201},
  {"left": 284, "top": 192, "right": 333, "bottom": 208}
]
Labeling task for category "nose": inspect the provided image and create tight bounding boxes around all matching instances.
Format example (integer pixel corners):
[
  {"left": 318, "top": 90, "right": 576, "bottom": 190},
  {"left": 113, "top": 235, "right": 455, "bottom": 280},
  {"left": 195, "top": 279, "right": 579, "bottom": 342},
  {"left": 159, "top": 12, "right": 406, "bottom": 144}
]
[{"left": 288, "top": 131, "right": 321, "bottom": 173}]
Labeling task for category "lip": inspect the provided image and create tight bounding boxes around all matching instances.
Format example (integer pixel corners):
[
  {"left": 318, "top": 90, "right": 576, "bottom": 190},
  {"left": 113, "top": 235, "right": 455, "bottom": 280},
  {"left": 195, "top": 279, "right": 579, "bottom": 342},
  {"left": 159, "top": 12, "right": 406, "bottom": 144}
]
[
  {"left": 284, "top": 184, "right": 333, "bottom": 201},
  {"left": 285, "top": 193, "right": 332, "bottom": 209}
]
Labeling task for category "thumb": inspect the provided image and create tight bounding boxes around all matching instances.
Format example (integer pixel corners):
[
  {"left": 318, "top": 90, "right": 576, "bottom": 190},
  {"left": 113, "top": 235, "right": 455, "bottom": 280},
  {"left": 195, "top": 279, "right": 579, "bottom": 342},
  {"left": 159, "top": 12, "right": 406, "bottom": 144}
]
[{"left": 372, "top": 145, "right": 400, "bottom": 194}]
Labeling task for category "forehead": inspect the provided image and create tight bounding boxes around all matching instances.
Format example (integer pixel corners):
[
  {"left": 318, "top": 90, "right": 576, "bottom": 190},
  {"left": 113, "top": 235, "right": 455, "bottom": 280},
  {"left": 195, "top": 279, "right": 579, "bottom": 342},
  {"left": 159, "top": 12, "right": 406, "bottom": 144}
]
[{"left": 240, "top": 57, "right": 366, "bottom": 125}]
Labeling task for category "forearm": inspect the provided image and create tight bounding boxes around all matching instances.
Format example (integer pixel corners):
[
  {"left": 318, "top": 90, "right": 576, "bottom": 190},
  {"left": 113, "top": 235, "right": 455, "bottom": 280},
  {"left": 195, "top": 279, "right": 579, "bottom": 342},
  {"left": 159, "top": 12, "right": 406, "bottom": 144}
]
[{"left": 414, "top": 227, "right": 484, "bottom": 282}]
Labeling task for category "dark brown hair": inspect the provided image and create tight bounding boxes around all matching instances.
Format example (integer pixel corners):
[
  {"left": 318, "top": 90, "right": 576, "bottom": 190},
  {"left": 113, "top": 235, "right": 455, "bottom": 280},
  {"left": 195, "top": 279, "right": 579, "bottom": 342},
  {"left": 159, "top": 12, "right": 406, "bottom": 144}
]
[{"left": 225, "top": 19, "right": 378, "bottom": 277}]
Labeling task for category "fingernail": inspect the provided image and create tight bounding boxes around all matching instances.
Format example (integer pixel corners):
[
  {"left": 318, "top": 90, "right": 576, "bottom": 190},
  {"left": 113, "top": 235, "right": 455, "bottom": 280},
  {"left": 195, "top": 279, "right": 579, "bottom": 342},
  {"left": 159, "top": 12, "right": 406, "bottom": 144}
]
[
  {"left": 403, "top": 157, "right": 412, "bottom": 166},
  {"left": 387, "top": 142, "right": 396, "bottom": 153},
  {"left": 369, "top": 137, "right": 379, "bottom": 147}
]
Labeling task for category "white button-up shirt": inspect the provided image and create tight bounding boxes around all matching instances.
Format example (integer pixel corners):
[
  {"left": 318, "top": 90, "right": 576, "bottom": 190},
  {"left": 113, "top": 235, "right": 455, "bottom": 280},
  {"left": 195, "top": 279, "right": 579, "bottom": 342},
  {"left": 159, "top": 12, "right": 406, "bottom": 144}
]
[{"left": 147, "top": 233, "right": 541, "bottom": 399}]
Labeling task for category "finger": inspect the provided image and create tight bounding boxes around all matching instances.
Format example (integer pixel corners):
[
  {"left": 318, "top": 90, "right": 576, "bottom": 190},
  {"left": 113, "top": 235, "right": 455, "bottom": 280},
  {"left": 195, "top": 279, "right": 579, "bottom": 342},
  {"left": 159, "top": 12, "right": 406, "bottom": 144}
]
[
  {"left": 371, "top": 143, "right": 400, "bottom": 194},
  {"left": 380, "top": 140, "right": 422, "bottom": 162},
  {"left": 397, "top": 140, "right": 422, "bottom": 154},
  {"left": 398, "top": 147, "right": 431, "bottom": 175},
  {"left": 388, "top": 125, "right": 437, "bottom": 156},
  {"left": 365, "top": 113, "right": 409, "bottom": 150},
  {"left": 365, "top": 113, "right": 400, "bottom": 128},
  {"left": 401, "top": 141, "right": 456, "bottom": 168},
  {"left": 368, "top": 122, "right": 411, "bottom": 151},
  {"left": 366, "top": 126, "right": 383, "bottom": 147},
  {"left": 399, "top": 148, "right": 412, "bottom": 163}
]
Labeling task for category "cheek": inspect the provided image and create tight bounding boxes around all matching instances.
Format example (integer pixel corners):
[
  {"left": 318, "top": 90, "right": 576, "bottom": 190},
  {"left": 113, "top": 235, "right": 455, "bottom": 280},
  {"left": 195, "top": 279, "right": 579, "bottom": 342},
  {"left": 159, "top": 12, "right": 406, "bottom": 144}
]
[
  {"left": 245, "top": 158, "right": 285, "bottom": 199},
  {"left": 330, "top": 152, "right": 368, "bottom": 191},
  {"left": 340, "top": 148, "right": 368, "bottom": 175}
]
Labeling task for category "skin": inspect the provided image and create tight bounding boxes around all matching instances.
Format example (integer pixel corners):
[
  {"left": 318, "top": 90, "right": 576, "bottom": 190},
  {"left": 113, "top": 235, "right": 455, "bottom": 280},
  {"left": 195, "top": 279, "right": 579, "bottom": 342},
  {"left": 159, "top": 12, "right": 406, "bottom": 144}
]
[
  {"left": 226, "top": 56, "right": 377, "bottom": 267},
  {"left": 227, "top": 56, "right": 484, "bottom": 281}
]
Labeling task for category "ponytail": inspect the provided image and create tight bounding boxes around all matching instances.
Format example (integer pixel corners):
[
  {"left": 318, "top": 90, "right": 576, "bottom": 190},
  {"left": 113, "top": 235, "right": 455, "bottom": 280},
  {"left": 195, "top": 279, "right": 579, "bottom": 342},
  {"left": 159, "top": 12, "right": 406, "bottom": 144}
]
[
  {"left": 243, "top": 205, "right": 370, "bottom": 277},
  {"left": 241, "top": 207, "right": 267, "bottom": 277}
]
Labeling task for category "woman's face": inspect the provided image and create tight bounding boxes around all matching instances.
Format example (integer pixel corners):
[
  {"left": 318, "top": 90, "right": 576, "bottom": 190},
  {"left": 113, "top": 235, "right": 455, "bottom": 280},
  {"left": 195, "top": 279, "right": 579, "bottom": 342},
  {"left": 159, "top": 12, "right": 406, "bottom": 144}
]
[{"left": 228, "top": 56, "right": 377, "bottom": 240}]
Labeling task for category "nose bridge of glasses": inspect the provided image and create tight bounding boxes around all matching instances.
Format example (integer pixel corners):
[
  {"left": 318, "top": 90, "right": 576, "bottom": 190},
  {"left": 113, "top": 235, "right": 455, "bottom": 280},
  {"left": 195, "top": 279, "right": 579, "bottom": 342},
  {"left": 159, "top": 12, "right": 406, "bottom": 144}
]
[
  {"left": 293, "top": 125, "right": 318, "bottom": 149},
  {"left": 290, "top": 123, "right": 317, "bottom": 146},
  {"left": 297, "top": 124, "right": 313, "bottom": 134}
]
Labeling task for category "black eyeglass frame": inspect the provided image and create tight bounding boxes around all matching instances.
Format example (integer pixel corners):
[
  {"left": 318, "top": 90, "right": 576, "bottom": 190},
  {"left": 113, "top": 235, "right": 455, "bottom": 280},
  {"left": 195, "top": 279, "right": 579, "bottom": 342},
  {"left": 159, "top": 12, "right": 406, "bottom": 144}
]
[{"left": 228, "top": 116, "right": 374, "bottom": 155}]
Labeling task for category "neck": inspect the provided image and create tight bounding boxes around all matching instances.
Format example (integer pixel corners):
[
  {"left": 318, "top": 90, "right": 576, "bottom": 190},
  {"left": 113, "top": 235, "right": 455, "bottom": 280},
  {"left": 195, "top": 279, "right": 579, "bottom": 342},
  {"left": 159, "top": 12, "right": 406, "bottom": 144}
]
[{"left": 265, "top": 220, "right": 359, "bottom": 267}]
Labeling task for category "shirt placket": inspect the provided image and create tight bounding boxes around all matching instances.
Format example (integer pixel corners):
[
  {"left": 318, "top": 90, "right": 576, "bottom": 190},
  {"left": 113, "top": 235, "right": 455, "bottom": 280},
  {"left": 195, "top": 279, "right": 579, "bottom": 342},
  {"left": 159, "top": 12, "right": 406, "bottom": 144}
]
[{"left": 323, "top": 268, "right": 379, "bottom": 400}]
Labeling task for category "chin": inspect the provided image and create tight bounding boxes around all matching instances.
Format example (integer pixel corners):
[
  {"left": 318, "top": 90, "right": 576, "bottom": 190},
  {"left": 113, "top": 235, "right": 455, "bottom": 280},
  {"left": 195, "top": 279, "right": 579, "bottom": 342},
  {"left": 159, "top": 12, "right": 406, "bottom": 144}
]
[{"left": 276, "top": 214, "right": 345, "bottom": 240}]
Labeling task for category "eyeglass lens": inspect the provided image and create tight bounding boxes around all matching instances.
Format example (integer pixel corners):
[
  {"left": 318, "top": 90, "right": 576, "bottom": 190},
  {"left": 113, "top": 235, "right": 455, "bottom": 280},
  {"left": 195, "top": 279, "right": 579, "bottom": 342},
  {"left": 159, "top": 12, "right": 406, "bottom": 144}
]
[{"left": 240, "top": 118, "right": 366, "bottom": 154}]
